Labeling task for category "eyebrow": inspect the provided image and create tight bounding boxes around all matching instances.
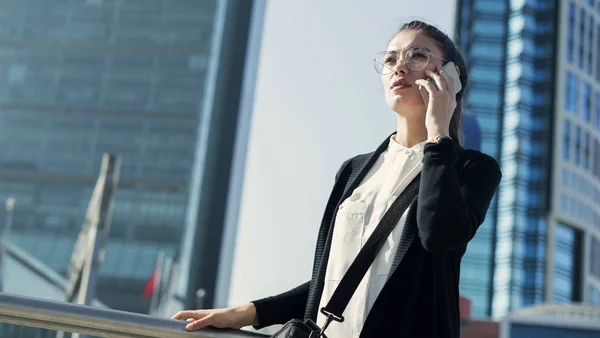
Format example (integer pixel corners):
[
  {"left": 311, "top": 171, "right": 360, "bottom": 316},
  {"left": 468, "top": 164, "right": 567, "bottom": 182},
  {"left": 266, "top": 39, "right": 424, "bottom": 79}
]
[{"left": 385, "top": 45, "right": 432, "bottom": 53}]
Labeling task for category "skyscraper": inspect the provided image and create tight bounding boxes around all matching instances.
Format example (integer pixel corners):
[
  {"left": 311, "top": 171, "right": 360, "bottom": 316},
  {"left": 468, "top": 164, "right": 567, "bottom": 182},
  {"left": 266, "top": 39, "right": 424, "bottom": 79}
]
[
  {"left": 0, "top": 0, "right": 227, "bottom": 313},
  {"left": 552, "top": 0, "right": 600, "bottom": 310},
  {"left": 456, "top": 0, "right": 560, "bottom": 317},
  {"left": 456, "top": 0, "right": 512, "bottom": 317}
]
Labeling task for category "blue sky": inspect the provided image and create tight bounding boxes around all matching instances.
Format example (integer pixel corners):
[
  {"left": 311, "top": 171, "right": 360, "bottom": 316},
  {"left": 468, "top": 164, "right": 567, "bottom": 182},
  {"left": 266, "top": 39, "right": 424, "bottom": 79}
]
[{"left": 220, "top": 0, "right": 458, "bottom": 307}]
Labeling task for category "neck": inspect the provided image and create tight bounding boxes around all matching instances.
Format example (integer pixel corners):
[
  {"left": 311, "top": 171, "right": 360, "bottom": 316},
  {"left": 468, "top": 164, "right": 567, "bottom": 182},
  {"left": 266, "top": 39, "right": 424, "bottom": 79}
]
[{"left": 393, "top": 111, "right": 428, "bottom": 148}]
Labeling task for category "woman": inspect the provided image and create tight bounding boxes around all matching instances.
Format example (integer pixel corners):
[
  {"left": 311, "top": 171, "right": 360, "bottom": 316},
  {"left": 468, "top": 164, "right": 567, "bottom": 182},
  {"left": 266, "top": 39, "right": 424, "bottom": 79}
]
[{"left": 173, "top": 20, "right": 502, "bottom": 338}]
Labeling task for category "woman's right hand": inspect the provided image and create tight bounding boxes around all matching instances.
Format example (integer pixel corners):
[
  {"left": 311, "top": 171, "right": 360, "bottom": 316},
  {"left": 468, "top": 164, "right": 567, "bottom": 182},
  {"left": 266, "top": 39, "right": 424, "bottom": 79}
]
[{"left": 171, "top": 303, "right": 258, "bottom": 332}]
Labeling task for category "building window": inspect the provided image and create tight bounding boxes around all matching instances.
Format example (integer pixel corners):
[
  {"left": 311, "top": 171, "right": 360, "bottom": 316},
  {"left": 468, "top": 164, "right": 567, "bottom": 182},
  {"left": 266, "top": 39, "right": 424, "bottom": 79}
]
[
  {"left": 471, "top": 42, "right": 504, "bottom": 61},
  {"left": 591, "top": 139, "right": 597, "bottom": 176},
  {"left": 590, "top": 286, "right": 600, "bottom": 306},
  {"left": 579, "top": 8, "right": 585, "bottom": 69},
  {"left": 568, "top": 2, "right": 575, "bottom": 63},
  {"left": 575, "top": 125, "right": 582, "bottom": 165},
  {"left": 473, "top": 20, "right": 505, "bottom": 39},
  {"left": 583, "top": 83, "right": 591, "bottom": 121},
  {"left": 563, "top": 119, "right": 571, "bottom": 160},
  {"left": 587, "top": 13, "right": 593, "bottom": 73},
  {"left": 553, "top": 223, "right": 582, "bottom": 303},
  {"left": 561, "top": 168, "right": 569, "bottom": 187},
  {"left": 474, "top": 0, "right": 505, "bottom": 12},
  {"left": 584, "top": 132, "right": 591, "bottom": 170},
  {"left": 591, "top": 236, "right": 600, "bottom": 279},
  {"left": 566, "top": 72, "right": 578, "bottom": 113},
  {"left": 596, "top": 92, "right": 600, "bottom": 131},
  {"left": 560, "top": 193, "right": 568, "bottom": 212},
  {"left": 594, "top": 139, "right": 600, "bottom": 179},
  {"left": 597, "top": 24, "right": 600, "bottom": 82}
]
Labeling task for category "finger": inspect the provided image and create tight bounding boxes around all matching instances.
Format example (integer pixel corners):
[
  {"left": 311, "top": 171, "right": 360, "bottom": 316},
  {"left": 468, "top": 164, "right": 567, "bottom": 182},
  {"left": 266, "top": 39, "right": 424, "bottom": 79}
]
[
  {"left": 426, "top": 69, "right": 447, "bottom": 92},
  {"left": 187, "top": 318, "right": 195, "bottom": 322},
  {"left": 415, "top": 79, "right": 438, "bottom": 95},
  {"left": 172, "top": 310, "right": 193, "bottom": 320},
  {"left": 417, "top": 83, "right": 430, "bottom": 107},
  {"left": 186, "top": 315, "right": 213, "bottom": 331},
  {"left": 172, "top": 310, "right": 208, "bottom": 320},
  {"left": 437, "top": 66, "right": 454, "bottom": 94}
]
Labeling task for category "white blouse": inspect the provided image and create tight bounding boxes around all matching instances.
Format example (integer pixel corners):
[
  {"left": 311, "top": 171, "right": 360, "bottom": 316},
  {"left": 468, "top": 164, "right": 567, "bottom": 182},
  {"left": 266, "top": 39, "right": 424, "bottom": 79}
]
[{"left": 316, "top": 136, "right": 426, "bottom": 338}]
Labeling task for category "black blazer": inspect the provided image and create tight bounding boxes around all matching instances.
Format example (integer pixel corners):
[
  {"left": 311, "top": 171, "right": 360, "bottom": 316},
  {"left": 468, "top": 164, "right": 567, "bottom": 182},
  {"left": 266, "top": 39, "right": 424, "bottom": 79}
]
[{"left": 252, "top": 134, "right": 502, "bottom": 338}]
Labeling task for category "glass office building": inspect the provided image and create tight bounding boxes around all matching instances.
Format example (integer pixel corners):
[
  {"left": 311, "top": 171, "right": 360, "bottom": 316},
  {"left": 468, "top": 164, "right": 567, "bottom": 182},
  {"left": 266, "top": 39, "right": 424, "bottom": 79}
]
[
  {"left": 0, "top": 0, "right": 217, "bottom": 313},
  {"left": 457, "top": 0, "right": 600, "bottom": 318},
  {"left": 553, "top": 0, "right": 600, "bottom": 310},
  {"left": 456, "top": 0, "right": 509, "bottom": 317},
  {"left": 456, "top": 0, "right": 558, "bottom": 317}
]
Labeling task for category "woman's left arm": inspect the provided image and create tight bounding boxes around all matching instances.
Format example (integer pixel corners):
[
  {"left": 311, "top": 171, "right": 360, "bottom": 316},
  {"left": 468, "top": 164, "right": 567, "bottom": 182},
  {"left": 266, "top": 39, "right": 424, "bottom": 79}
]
[{"left": 416, "top": 139, "right": 502, "bottom": 253}]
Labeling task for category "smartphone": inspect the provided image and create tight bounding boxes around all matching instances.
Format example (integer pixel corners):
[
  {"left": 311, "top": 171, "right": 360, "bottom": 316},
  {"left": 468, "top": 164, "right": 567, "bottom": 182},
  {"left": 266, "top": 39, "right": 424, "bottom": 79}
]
[{"left": 427, "top": 61, "right": 462, "bottom": 95}]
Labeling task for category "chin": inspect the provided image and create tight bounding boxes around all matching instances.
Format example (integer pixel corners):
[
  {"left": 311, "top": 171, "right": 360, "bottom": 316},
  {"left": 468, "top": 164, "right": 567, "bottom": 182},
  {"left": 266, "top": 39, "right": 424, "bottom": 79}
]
[{"left": 387, "top": 95, "right": 425, "bottom": 111}]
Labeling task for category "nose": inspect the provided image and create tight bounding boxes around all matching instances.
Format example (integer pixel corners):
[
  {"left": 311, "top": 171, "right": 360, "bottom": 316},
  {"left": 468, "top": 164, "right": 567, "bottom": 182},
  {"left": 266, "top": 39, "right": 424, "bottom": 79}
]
[{"left": 392, "top": 59, "right": 409, "bottom": 75}]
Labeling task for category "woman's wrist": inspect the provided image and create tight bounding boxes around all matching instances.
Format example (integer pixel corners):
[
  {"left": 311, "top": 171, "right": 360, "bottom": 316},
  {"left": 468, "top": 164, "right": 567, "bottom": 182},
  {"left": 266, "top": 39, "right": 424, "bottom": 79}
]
[
  {"left": 236, "top": 303, "right": 258, "bottom": 327},
  {"left": 426, "top": 126, "right": 449, "bottom": 141}
]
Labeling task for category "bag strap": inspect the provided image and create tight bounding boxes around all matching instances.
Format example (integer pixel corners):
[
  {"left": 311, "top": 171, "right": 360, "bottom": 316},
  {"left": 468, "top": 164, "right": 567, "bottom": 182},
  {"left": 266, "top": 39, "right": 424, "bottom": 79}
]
[{"left": 318, "top": 173, "right": 421, "bottom": 331}]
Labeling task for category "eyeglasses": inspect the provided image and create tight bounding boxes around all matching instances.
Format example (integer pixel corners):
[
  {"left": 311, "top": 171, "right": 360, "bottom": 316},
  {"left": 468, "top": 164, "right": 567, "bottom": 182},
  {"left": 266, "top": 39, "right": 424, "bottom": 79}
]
[{"left": 374, "top": 45, "right": 448, "bottom": 75}]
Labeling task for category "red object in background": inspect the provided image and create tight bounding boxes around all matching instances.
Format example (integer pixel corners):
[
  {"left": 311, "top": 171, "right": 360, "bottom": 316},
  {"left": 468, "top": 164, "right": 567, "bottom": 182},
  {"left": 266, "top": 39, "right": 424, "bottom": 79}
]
[
  {"left": 143, "top": 266, "right": 160, "bottom": 298},
  {"left": 459, "top": 296, "right": 500, "bottom": 338},
  {"left": 460, "top": 296, "right": 472, "bottom": 321}
]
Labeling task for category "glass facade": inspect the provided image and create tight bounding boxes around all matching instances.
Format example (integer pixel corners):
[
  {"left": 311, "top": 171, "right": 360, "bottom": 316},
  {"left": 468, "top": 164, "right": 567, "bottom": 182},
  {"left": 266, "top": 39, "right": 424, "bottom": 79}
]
[
  {"left": 0, "top": 0, "right": 218, "bottom": 313},
  {"left": 456, "top": 0, "right": 508, "bottom": 317},
  {"left": 566, "top": 72, "right": 579, "bottom": 113},
  {"left": 457, "top": 0, "right": 557, "bottom": 318},
  {"left": 591, "top": 285, "right": 600, "bottom": 306},
  {"left": 591, "top": 236, "right": 600, "bottom": 306},
  {"left": 556, "top": 0, "right": 600, "bottom": 310},
  {"left": 552, "top": 224, "right": 582, "bottom": 303},
  {"left": 592, "top": 236, "right": 600, "bottom": 280}
]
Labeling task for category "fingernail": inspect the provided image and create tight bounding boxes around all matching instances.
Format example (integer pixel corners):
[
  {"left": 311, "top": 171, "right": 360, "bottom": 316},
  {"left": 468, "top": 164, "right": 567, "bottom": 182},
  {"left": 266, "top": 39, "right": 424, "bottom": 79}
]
[{"left": 186, "top": 324, "right": 192, "bottom": 330}]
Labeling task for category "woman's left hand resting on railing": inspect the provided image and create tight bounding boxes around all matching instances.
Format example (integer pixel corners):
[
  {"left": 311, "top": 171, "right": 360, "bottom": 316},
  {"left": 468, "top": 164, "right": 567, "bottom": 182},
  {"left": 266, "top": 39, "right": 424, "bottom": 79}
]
[{"left": 172, "top": 303, "right": 258, "bottom": 331}]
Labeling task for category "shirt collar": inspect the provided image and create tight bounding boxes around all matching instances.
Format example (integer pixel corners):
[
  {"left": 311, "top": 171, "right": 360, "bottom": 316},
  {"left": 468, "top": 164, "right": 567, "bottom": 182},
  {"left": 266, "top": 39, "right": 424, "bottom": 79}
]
[{"left": 388, "top": 135, "right": 427, "bottom": 155}]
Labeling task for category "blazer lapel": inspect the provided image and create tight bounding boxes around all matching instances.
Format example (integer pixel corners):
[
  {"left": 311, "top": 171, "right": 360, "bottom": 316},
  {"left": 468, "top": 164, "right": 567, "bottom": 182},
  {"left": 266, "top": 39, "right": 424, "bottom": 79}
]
[{"left": 339, "top": 133, "right": 395, "bottom": 202}]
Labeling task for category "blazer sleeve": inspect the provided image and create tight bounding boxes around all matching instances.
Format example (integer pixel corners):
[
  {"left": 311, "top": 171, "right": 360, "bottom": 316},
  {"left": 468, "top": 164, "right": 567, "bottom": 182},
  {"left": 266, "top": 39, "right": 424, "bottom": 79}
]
[
  {"left": 250, "top": 281, "right": 310, "bottom": 328},
  {"left": 416, "top": 138, "right": 502, "bottom": 253}
]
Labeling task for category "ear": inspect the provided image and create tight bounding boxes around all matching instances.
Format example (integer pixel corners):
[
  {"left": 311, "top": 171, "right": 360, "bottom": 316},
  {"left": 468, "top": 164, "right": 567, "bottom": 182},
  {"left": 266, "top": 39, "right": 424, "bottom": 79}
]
[{"left": 455, "top": 65, "right": 460, "bottom": 76}]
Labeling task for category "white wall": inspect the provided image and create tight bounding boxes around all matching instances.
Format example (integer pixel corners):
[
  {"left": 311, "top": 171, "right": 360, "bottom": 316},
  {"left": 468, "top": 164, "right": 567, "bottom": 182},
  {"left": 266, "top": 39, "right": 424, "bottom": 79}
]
[{"left": 219, "top": 0, "right": 458, "bottom": 307}]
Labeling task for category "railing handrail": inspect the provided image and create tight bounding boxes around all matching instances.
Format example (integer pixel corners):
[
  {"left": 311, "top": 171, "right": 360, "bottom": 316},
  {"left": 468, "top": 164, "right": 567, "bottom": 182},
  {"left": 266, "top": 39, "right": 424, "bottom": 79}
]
[{"left": 0, "top": 292, "right": 269, "bottom": 338}]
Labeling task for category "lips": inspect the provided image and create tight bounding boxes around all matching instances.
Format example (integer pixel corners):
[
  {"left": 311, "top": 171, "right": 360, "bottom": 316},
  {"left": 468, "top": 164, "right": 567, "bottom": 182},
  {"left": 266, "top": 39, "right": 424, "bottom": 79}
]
[{"left": 390, "top": 78, "right": 411, "bottom": 89}]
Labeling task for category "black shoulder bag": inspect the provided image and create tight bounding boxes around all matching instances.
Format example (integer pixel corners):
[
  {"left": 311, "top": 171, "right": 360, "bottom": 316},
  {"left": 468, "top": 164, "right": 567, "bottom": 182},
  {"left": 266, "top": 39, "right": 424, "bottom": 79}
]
[{"left": 270, "top": 174, "right": 421, "bottom": 338}]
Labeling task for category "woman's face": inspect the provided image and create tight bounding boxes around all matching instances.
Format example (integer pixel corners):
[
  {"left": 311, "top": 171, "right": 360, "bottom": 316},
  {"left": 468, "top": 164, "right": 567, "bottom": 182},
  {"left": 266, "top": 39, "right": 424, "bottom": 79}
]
[{"left": 381, "top": 30, "right": 446, "bottom": 113}]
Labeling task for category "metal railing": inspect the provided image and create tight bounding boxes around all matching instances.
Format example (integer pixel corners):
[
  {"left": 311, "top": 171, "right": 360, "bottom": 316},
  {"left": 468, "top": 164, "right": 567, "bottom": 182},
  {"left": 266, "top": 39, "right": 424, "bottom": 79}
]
[{"left": 0, "top": 293, "right": 269, "bottom": 338}]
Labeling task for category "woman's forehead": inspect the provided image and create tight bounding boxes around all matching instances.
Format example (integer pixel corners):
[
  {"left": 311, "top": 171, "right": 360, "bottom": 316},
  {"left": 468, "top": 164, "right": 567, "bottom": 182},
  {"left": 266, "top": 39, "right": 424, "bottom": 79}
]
[{"left": 386, "top": 30, "right": 442, "bottom": 55}]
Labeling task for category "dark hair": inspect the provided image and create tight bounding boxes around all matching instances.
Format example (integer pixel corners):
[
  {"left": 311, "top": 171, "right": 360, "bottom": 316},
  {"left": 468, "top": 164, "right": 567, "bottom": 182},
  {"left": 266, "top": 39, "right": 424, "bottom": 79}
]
[{"left": 396, "top": 20, "right": 468, "bottom": 143}]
